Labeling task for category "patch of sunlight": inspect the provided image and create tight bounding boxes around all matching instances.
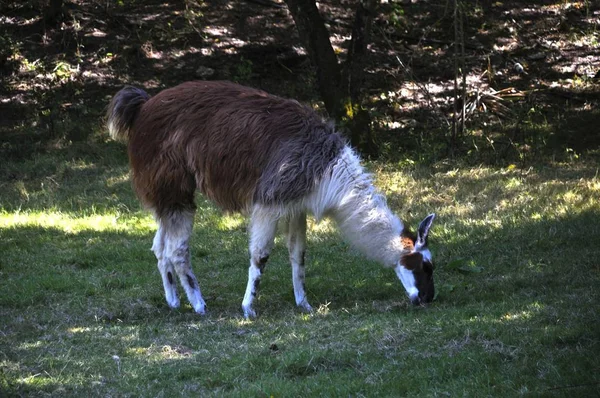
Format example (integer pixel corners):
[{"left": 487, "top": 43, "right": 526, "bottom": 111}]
[
  {"left": 505, "top": 177, "right": 523, "bottom": 189},
  {"left": 147, "top": 344, "right": 213, "bottom": 361},
  {"left": 468, "top": 314, "right": 494, "bottom": 324},
  {"left": 106, "top": 172, "right": 130, "bottom": 187},
  {"left": 562, "top": 190, "right": 583, "bottom": 204},
  {"left": 449, "top": 202, "right": 477, "bottom": 217},
  {"left": 444, "top": 169, "right": 460, "bottom": 178},
  {"left": 0, "top": 211, "right": 154, "bottom": 235},
  {"left": 531, "top": 212, "right": 542, "bottom": 220},
  {"left": 466, "top": 167, "right": 496, "bottom": 179},
  {"left": 309, "top": 218, "right": 336, "bottom": 235},
  {"left": 19, "top": 374, "right": 56, "bottom": 387},
  {"left": 375, "top": 171, "right": 415, "bottom": 193},
  {"left": 501, "top": 311, "right": 534, "bottom": 322},
  {"left": 159, "top": 345, "right": 188, "bottom": 359},
  {"left": 18, "top": 340, "right": 44, "bottom": 350},
  {"left": 68, "top": 160, "right": 96, "bottom": 170},
  {"left": 234, "top": 318, "right": 254, "bottom": 327},
  {"left": 457, "top": 216, "right": 502, "bottom": 230},
  {"left": 68, "top": 326, "right": 94, "bottom": 334},
  {"left": 120, "top": 332, "right": 140, "bottom": 342},
  {"left": 120, "top": 215, "right": 157, "bottom": 232},
  {"left": 500, "top": 302, "right": 545, "bottom": 323},
  {"left": 126, "top": 347, "right": 150, "bottom": 356},
  {"left": 216, "top": 214, "right": 245, "bottom": 231},
  {"left": 204, "top": 26, "right": 229, "bottom": 37},
  {"left": 299, "top": 312, "right": 313, "bottom": 321},
  {"left": 316, "top": 301, "right": 331, "bottom": 316}
]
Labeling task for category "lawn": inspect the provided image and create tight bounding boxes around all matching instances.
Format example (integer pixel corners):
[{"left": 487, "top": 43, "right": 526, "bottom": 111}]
[{"left": 1, "top": 143, "right": 598, "bottom": 396}]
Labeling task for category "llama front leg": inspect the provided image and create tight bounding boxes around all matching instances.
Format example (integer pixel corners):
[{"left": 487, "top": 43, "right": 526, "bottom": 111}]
[
  {"left": 152, "top": 223, "right": 180, "bottom": 309},
  {"left": 242, "top": 206, "right": 278, "bottom": 319},
  {"left": 287, "top": 213, "right": 312, "bottom": 312},
  {"left": 163, "top": 211, "right": 206, "bottom": 314}
]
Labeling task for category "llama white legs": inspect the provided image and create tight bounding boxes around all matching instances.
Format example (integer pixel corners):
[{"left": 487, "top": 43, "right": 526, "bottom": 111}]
[
  {"left": 242, "top": 206, "right": 278, "bottom": 318},
  {"left": 152, "top": 224, "right": 180, "bottom": 308},
  {"left": 287, "top": 213, "right": 312, "bottom": 312},
  {"left": 242, "top": 208, "right": 314, "bottom": 318},
  {"left": 152, "top": 205, "right": 315, "bottom": 318},
  {"left": 152, "top": 211, "right": 206, "bottom": 314}
]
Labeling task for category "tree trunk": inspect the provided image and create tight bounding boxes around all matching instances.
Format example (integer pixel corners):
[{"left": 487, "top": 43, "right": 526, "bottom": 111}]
[
  {"left": 283, "top": 0, "right": 343, "bottom": 119},
  {"left": 343, "top": 0, "right": 377, "bottom": 155},
  {"left": 43, "top": 0, "right": 65, "bottom": 26},
  {"left": 344, "top": 0, "right": 376, "bottom": 103},
  {"left": 284, "top": 0, "right": 378, "bottom": 156}
]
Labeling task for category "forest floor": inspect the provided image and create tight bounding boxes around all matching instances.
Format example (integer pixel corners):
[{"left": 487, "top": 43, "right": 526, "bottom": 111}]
[{"left": 1, "top": 0, "right": 599, "bottom": 161}]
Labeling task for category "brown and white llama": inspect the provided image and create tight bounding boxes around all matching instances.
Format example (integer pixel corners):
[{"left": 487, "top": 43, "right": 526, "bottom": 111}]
[{"left": 106, "top": 81, "right": 436, "bottom": 318}]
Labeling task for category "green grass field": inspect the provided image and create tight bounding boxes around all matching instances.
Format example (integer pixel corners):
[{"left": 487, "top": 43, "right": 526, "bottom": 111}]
[{"left": 1, "top": 143, "right": 599, "bottom": 396}]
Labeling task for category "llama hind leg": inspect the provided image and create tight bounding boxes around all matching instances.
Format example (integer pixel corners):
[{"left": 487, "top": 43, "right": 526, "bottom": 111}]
[
  {"left": 163, "top": 210, "right": 207, "bottom": 314},
  {"left": 242, "top": 206, "right": 279, "bottom": 319},
  {"left": 152, "top": 223, "right": 180, "bottom": 308},
  {"left": 287, "top": 213, "right": 312, "bottom": 312}
]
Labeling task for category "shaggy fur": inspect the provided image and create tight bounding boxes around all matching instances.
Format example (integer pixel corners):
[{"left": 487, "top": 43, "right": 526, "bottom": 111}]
[
  {"left": 106, "top": 80, "right": 435, "bottom": 316},
  {"left": 106, "top": 86, "right": 150, "bottom": 142},
  {"left": 107, "top": 81, "right": 345, "bottom": 216}
]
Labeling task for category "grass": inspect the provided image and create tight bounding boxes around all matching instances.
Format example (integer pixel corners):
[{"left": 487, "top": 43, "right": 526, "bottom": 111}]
[{"left": 1, "top": 143, "right": 599, "bottom": 397}]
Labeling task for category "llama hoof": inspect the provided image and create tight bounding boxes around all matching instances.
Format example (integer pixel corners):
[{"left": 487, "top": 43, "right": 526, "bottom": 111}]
[
  {"left": 298, "top": 301, "right": 313, "bottom": 313},
  {"left": 242, "top": 305, "right": 257, "bottom": 319},
  {"left": 194, "top": 305, "right": 206, "bottom": 315},
  {"left": 193, "top": 301, "right": 207, "bottom": 315},
  {"left": 167, "top": 297, "right": 180, "bottom": 309}
]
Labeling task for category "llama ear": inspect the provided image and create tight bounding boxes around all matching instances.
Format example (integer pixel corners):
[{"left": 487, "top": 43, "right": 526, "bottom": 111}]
[{"left": 416, "top": 213, "right": 435, "bottom": 247}]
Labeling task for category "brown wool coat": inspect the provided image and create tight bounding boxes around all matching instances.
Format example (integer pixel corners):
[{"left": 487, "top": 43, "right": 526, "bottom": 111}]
[{"left": 122, "top": 81, "right": 345, "bottom": 216}]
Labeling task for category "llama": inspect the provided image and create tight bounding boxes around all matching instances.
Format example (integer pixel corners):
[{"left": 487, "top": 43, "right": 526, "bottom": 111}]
[{"left": 106, "top": 81, "right": 436, "bottom": 318}]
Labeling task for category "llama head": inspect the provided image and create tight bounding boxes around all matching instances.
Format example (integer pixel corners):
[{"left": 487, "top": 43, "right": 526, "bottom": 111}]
[{"left": 395, "top": 213, "right": 436, "bottom": 306}]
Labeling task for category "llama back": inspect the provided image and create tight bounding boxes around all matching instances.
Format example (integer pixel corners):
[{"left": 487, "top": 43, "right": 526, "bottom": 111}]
[{"left": 124, "top": 81, "right": 346, "bottom": 215}]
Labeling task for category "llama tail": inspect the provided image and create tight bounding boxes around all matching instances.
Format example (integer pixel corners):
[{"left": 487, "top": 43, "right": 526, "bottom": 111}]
[{"left": 106, "top": 86, "right": 150, "bottom": 142}]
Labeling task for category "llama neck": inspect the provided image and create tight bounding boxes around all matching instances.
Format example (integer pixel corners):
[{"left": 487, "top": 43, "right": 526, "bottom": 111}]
[{"left": 310, "top": 146, "right": 406, "bottom": 267}]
